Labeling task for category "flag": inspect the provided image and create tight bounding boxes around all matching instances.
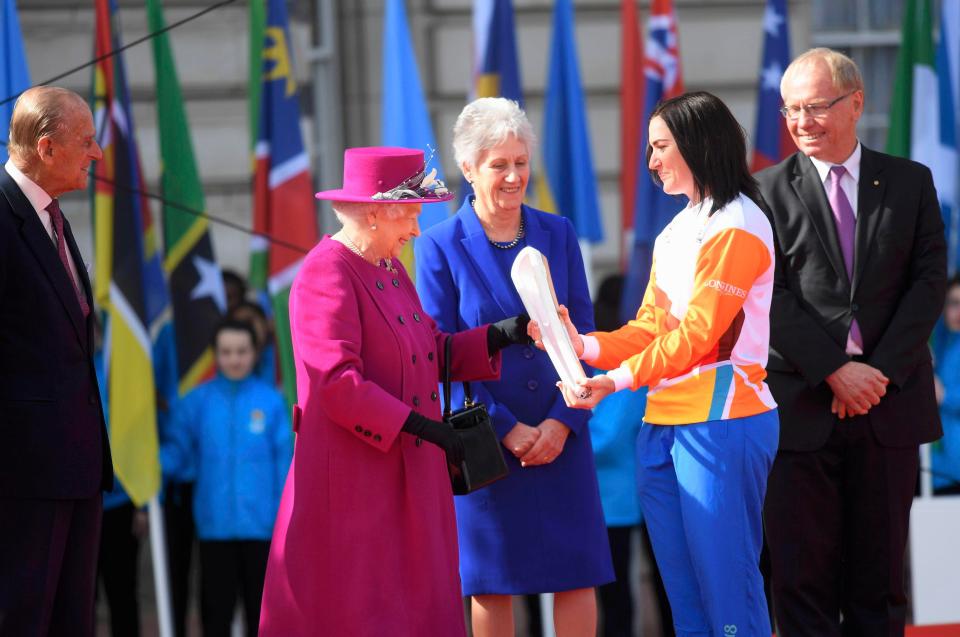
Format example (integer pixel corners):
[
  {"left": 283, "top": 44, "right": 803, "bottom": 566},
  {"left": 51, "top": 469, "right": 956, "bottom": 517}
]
[
  {"left": 248, "top": 0, "right": 268, "bottom": 296},
  {"left": 463, "top": 0, "right": 527, "bottom": 207},
  {"left": 381, "top": 0, "right": 447, "bottom": 238},
  {"left": 620, "top": 0, "right": 642, "bottom": 269},
  {"left": 1, "top": 0, "right": 30, "bottom": 164},
  {"left": 472, "top": 0, "right": 523, "bottom": 104},
  {"left": 540, "top": 0, "right": 603, "bottom": 243},
  {"left": 620, "top": 0, "right": 683, "bottom": 322},
  {"left": 751, "top": 0, "right": 795, "bottom": 171},
  {"left": 936, "top": 2, "right": 960, "bottom": 275},
  {"left": 146, "top": 0, "right": 226, "bottom": 397},
  {"left": 92, "top": 0, "right": 160, "bottom": 506},
  {"left": 887, "top": 0, "right": 935, "bottom": 160},
  {"left": 253, "top": 0, "right": 319, "bottom": 405}
]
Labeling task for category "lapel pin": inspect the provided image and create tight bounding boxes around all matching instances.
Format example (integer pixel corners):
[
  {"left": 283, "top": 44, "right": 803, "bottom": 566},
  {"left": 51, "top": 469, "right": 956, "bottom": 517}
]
[{"left": 873, "top": 180, "right": 880, "bottom": 186}]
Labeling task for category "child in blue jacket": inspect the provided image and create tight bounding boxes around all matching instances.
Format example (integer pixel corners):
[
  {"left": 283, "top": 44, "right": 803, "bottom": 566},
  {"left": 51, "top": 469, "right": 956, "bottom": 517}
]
[{"left": 161, "top": 319, "right": 292, "bottom": 637}]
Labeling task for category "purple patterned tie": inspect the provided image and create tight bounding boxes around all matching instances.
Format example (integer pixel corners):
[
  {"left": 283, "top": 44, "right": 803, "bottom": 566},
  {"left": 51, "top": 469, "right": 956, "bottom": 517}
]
[
  {"left": 46, "top": 199, "right": 90, "bottom": 318},
  {"left": 826, "top": 165, "right": 862, "bottom": 350}
]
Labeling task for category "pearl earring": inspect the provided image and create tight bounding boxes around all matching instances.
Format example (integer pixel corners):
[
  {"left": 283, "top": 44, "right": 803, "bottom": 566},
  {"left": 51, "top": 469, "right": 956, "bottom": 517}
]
[{"left": 371, "top": 224, "right": 378, "bottom": 230}]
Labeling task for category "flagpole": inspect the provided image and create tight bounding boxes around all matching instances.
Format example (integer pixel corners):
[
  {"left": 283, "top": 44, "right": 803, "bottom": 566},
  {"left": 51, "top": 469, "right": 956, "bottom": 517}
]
[{"left": 148, "top": 496, "right": 175, "bottom": 637}]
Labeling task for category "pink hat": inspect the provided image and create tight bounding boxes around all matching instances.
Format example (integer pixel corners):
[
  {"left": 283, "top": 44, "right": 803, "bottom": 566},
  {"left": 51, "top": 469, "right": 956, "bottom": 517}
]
[{"left": 314, "top": 146, "right": 454, "bottom": 204}]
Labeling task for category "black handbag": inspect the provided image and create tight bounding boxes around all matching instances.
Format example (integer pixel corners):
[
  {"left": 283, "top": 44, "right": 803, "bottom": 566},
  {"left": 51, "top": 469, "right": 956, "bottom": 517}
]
[{"left": 443, "top": 336, "right": 509, "bottom": 495}]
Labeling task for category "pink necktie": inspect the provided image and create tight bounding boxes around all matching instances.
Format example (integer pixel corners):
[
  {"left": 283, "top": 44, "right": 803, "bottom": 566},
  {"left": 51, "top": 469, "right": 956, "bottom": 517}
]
[
  {"left": 826, "top": 166, "right": 863, "bottom": 350},
  {"left": 46, "top": 199, "right": 90, "bottom": 318}
]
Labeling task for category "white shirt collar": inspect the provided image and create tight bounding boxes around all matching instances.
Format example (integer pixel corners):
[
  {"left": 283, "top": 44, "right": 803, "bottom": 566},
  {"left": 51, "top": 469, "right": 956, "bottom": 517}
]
[
  {"left": 808, "top": 141, "right": 861, "bottom": 185},
  {"left": 4, "top": 159, "right": 53, "bottom": 214}
]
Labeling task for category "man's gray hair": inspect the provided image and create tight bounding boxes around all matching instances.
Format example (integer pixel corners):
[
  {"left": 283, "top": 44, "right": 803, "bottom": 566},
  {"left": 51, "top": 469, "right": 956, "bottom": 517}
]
[
  {"left": 781, "top": 48, "right": 864, "bottom": 97},
  {"left": 7, "top": 86, "right": 88, "bottom": 161},
  {"left": 452, "top": 97, "right": 537, "bottom": 170}
]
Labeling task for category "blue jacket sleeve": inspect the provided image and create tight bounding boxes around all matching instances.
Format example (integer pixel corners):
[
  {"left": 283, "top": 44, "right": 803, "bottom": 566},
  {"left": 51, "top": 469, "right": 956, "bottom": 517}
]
[
  {"left": 160, "top": 392, "right": 198, "bottom": 482},
  {"left": 270, "top": 391, "right": 293, "bottom": 504},
  {"left": 415, "top": 231, "right": 519, "bottom": 439}
]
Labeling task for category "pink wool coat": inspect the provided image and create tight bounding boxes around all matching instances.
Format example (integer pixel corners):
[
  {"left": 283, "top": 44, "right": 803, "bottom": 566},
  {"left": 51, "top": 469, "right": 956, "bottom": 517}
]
[{"left": 259, "top": 237, "right": 501, "bottom": 637}]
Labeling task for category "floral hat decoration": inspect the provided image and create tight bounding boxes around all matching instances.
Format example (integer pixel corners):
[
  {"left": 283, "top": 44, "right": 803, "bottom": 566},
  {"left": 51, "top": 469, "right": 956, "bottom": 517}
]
[{"left": 315, "top": 146, "right": 453, "bottom": 204}]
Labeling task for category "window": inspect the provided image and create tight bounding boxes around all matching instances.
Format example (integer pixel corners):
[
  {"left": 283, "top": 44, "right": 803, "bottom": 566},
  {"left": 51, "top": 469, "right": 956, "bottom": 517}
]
[{"left": 810, "top": 0, "right": 905, "bottom": 149}]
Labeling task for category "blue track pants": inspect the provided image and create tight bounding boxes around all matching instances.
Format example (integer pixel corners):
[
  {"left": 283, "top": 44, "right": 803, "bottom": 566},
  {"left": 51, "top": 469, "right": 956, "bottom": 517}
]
[{"left": 636, "top": 410, "right": 779, "bottom": 637}]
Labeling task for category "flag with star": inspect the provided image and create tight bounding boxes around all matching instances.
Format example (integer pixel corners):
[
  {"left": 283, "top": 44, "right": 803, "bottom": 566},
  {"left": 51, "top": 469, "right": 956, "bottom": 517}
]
[
  {"left": 253, "top": 0, "right": 319, "bottom": 405},
  {"left": 751, "top": 0, "right": 794, "bottom": 171},
  {"left": 92, "top": 0, "right": 161, "bottom": 505},
  {"left": 620, "top": 0, "right": 683, "bottom": 321},
  {"left": 147, "top": 0, "right": 226, "bottom": 397}
]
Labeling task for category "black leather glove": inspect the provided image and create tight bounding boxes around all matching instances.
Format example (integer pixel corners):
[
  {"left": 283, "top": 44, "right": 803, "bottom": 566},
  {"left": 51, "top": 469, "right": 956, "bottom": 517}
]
[
  {"left": 487, "top": 313, "right": 533, "bottom": 353},
  {"left": 401, "top": 411, "right": 465, "bottom": 466}
]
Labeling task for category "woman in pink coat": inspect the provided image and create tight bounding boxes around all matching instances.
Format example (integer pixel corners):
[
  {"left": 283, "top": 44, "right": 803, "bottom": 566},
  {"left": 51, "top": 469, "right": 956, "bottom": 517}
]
[{"left": 259, "top": 147, "right": 529, "bottom": 636}]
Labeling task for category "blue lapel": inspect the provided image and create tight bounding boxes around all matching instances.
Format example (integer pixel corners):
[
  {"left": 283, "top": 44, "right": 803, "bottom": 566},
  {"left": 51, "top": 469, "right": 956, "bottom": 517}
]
[{"left": 457, "top": 198, "right": 553, "bottom": 318}]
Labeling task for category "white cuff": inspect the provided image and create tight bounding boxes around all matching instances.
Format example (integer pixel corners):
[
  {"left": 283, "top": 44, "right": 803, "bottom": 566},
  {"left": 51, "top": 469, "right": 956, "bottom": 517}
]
[
  {"left": 606, "top": 366, "right": 633, "bottom": 392},
  {"left": 580, "top": 334, "right": 600, "bottom": 363}
]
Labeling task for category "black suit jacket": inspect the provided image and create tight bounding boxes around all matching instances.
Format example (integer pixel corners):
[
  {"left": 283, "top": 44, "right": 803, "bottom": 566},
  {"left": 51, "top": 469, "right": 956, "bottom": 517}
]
[
  {"left": 0, "top": 168, "right": 112, "bottom": 498},
  {"left": 757, "top": 147, "right": 946, "bottom": 451}
]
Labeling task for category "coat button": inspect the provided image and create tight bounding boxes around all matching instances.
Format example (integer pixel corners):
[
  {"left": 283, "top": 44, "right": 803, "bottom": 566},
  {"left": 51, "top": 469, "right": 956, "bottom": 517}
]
[
  {"left": 415, "top": 438, "right": 423, "bottom": 447},
  {"left": 373, "top": 434, "right": 382, "bottom": 442},
  {"left": 398, "top": 315, "right": 405, "bottom": 325},
  {"left": 376, "top": 280, "right": 384, "bottom": 290},
  {"left": 355, "top": 425, "right": 363, "bottom": 433},
  {"left": 413, "top": 396, "right": 420, "bottom": 407},
  {"left": 412, "top": 354, "right": 417, "bottom": 364},
  {"left": 431, "top": 391, "right": 438, "bottom": 401},
  {"left": 413, "top": 312, "right": 421, "bottom": 322},
  {"left": 851, "top": 303, "right": 859, "bottom": 312},
  {"left": 522, "top": 347, "right": 535, "bottom": 359},
  {"left": 392, "top": 279, "right": 400, "bottom": 287},
  {"left": 527, "top": 380, "right": 539, "bottom": 391},
  {"left": 428, "top": 352, "right": 434, "bottom": 362},
  {"left": 364, "top": 430, "right": 372, "bottom": 437}
]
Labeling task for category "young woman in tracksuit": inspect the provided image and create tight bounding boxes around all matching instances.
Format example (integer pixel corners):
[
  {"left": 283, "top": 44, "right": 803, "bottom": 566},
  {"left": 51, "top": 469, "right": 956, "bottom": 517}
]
[
  {"left": 161, "top": 319, "right": 292, "bottom": 637},
  {"left": 533, "top": 92, "right": 778, "bottom": 637}
]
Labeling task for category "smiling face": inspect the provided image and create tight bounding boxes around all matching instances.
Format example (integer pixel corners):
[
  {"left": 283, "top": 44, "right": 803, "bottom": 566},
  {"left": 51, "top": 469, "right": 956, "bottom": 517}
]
[
  {"left": 372, "top": 203, "right": 423, "bottom": 260},
  {"left": 37, "top": 101, "right": 102, "bottom": 197},
  {"left": 648, "top": 116, "right": 695, "bottom": 201},
  {"left": 781, "top": 60, "right": 863, "bottom": 164},
  {"left": 463, "top": 135, "right": 529, "bottom": 219}
]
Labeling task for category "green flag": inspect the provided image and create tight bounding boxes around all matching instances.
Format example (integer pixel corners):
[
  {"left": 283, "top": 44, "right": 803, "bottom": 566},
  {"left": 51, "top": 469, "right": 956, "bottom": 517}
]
[
  {"left": 887, "top": 0, "right": 935, "bottom": 158},
  {"left": 146, "top": 0, "right": 226, "bottom": 396},
  {"left": 248, "top": 0, "right": 268, "bottom": 293}
]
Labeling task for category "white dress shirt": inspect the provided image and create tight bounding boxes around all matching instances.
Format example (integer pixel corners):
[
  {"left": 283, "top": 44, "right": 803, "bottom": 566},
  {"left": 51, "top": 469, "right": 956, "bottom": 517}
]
[
  {"left": 808, "top": 142, "right": 863, "bottom": 355},
  {"left": 4, "top": 160, "right": 84, "bottom": 294}
]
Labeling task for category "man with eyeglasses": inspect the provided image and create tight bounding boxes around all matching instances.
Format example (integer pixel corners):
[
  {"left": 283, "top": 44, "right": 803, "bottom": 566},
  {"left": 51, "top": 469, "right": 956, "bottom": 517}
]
[{"left": 756, "top": 48, "right": 946, "bottom": 636}]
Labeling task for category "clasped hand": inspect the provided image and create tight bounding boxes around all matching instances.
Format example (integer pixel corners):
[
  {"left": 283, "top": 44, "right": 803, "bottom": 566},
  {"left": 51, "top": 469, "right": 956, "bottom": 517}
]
[
  {"left": 826, "top": 361, "right": 889, "bottom": 419},
  {"left": 502, "top": 419, "right": 570, "bottom": 467}
]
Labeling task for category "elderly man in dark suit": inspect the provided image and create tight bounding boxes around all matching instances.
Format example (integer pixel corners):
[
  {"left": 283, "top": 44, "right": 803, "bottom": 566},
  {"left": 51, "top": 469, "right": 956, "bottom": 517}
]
[
  {"left": 0, "top": 86, "right": 111, "bottom": 636},
  {"left": 757, "top": 48, "right": 946, "bottom": 637}
]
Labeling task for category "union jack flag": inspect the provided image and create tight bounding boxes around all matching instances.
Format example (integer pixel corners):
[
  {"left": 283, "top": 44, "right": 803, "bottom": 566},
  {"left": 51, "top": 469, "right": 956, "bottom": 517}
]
[{"left": 621, "top": 0, "right": 684, "bottom": 321}]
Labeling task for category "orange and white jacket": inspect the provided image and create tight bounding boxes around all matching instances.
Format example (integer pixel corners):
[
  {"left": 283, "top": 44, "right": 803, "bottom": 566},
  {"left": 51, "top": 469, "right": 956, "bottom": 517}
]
[{"left": 582, "top": 194, "right": 777, "bottom": 425}]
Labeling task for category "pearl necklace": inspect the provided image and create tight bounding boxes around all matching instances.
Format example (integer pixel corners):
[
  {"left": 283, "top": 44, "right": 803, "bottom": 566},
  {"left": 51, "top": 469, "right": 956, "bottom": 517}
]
[
  {"left": 341, "top": 232, "right": 396, "bottom": 273},
  {"left": 471, "top": 198, "right": 526, "bottom": 249}
]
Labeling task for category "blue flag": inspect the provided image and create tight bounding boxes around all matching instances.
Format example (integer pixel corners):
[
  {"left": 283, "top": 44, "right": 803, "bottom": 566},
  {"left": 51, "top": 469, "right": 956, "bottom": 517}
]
[
  {"left": 936, "top": 1, "right": 960, "bottom": 275},
  {"left": 540, "top": 0, "right": 603, "bottom": 243},
  {"left": 472, "top": 0, "right": 523, "bottom": 104},
  {"left": 1, "top": 0, "right": 30, "bottom": 163},
  {"left": 381, "top": 0, "right": 447, "bottom": 231},
  {"left": 751, "top": 0, "right": 794, "bottom": 172}
]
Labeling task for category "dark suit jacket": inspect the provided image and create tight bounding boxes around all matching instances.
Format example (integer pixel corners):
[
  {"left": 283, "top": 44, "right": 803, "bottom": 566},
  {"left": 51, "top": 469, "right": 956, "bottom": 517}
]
[
  {"left": 757, "top": 147, "right": 946, "bottom": 451},
  {"left": 0, "top": 167, "right": 112, "bottom": 498}
]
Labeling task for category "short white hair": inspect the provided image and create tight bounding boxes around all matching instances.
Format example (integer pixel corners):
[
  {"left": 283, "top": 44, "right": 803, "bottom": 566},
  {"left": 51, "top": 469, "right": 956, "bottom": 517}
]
[
  {"left": 331, "top": 201, "right": 408, "bottom": 226},
  {"left": 452, "top": 97, "right": 537, "bottom": 169},
  {"left": 781, "top": 47, "right": 864, "bottom": 96}
]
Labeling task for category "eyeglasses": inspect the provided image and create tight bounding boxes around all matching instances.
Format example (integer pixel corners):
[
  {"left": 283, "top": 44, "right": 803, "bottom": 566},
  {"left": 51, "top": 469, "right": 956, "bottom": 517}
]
[{"left": 779, "top": 91, "right": 856, "bottom": 120}]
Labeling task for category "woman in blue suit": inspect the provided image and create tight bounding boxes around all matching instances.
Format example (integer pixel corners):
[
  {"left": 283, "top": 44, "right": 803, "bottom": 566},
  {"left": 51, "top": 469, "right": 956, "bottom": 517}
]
[{"left": 416, "top": 97, "right": 613, "bottom": 637}]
